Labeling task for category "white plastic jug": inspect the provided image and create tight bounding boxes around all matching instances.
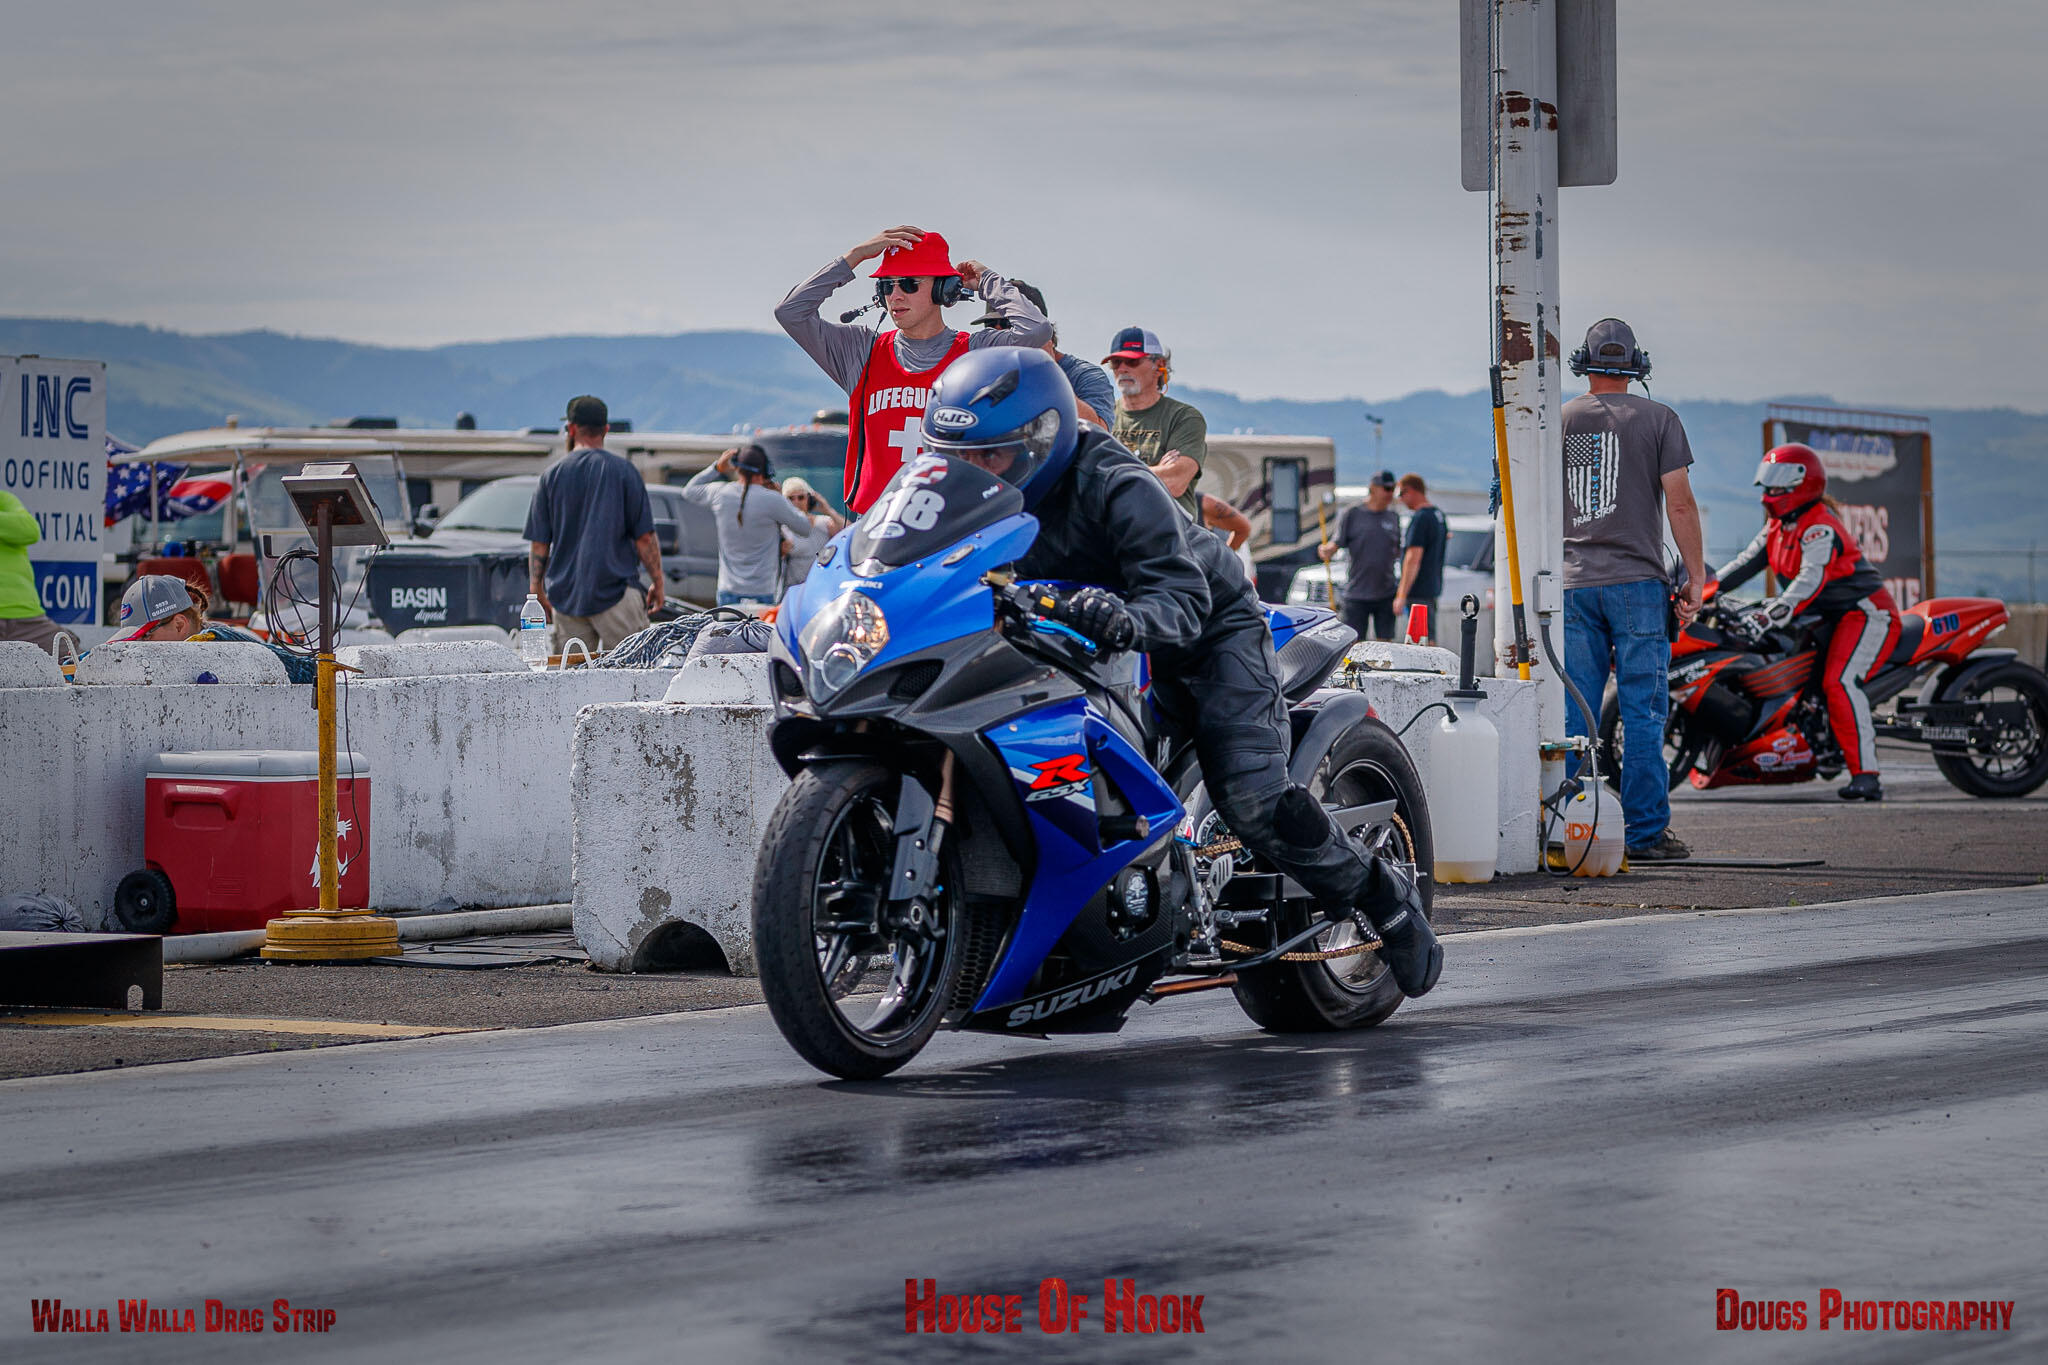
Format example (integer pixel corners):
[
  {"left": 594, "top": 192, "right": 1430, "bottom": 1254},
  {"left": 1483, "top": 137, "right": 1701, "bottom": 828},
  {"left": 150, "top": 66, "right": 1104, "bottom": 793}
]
[
  {"left": 1558, "top": 785, "right": 1625, "bottom": 877},
  {"left": 1430, "top": 698, "right": 1499, "bottom": 883}
]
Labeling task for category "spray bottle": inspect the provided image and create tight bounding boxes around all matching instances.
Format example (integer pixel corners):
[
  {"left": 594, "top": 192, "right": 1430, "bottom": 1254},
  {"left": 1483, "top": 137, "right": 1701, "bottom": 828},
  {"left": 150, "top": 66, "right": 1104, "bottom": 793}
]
[{"left": 1431, "top": 594, "right": 1500, "bottom": 884}]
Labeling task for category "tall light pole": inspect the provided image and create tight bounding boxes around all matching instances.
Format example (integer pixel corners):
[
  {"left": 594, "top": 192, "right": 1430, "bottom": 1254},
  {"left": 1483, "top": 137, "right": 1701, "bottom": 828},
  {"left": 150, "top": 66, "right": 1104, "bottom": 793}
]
[{"left": 1462, "top": 0, "right": 1616, "bottom": 763}]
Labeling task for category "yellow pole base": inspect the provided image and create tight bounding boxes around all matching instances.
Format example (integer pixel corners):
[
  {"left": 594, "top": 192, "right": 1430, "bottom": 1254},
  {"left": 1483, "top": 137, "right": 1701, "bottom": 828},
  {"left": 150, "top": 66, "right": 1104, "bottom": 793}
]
[{"left": 260, "top": 910, "right": 401, "bottom": 961}]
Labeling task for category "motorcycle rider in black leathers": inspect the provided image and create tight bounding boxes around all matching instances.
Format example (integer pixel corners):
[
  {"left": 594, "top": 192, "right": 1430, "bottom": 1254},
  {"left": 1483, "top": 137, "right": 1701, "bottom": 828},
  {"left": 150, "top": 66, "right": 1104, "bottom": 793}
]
[{"left": 915, "top": 346, "right": 1441, "bottom": 997}]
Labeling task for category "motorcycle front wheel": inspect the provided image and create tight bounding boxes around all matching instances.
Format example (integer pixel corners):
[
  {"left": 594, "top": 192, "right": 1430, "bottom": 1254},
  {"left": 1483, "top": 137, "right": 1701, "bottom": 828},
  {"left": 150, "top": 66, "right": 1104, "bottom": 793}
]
[
  {"left": 1932, "top": 661, "right": 2048, "bottom": 798},
  {"left": 752, "top": 760, "right": 964, "bottom": 1080},
  {"left": 1232, "top": 717, "right": 1435, "bottom": 1033}
]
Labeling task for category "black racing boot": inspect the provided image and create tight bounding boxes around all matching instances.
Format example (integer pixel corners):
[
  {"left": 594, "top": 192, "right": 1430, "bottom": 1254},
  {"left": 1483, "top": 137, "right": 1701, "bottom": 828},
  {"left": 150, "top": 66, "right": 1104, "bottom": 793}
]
[
  {"left": 1350, "top": 857, "right": 1441, "bottom": 998},
  {"left": 1840, "top": 772, "right": 1884, "bottom": 802}
]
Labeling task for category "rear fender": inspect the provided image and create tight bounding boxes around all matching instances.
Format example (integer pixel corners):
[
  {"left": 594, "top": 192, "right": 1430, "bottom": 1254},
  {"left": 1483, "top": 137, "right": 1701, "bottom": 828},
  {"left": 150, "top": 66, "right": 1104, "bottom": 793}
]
[
  {"left": 1926, "top": 649, "right": 2022, "bottom": 704},
  {"left": 1286, "top": 689, "right": 1374, "bottom": 787}
]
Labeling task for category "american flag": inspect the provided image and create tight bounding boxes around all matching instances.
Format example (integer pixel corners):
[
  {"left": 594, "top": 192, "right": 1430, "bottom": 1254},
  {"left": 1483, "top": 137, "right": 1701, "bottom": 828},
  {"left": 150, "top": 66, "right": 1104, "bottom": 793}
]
[
  {"left": 1564, "top": 430, "right": 1621, "bottom": 527},
  {"left": 104, "top": 439, "right": 230, "bottom": 526}
]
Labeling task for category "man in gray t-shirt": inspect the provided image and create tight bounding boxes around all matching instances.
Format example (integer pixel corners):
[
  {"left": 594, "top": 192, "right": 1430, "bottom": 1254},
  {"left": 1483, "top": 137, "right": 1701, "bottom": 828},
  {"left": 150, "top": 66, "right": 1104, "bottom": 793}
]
[
  {"left": 1559, "top": 318, "right": 1707, "bottom": 863},
  {"left": 681, "top": 445, "right": 816, "bottom": 607},
  {"left": 1319, "top": 469, "right": 1402, "bottom": 641}
]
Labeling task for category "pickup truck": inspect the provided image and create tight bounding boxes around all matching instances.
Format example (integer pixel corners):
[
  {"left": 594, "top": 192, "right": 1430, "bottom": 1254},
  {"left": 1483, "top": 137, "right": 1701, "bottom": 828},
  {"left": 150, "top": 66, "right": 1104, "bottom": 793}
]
[{"left": 365, "top": 475, "right": 718, "bottom": 633}]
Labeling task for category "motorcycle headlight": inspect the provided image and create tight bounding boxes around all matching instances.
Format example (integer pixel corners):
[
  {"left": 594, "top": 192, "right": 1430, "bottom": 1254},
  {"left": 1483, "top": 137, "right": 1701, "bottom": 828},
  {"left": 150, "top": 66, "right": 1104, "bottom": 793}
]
[{"left": 798, "top": 590, "right": 890, "bottom": 700}]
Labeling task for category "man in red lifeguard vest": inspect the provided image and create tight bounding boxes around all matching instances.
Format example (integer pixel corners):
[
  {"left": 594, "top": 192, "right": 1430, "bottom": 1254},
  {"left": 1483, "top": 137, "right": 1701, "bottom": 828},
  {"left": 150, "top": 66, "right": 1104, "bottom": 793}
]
[{"left": 775, "top": 226, "right": 1050, "bottom": 512}]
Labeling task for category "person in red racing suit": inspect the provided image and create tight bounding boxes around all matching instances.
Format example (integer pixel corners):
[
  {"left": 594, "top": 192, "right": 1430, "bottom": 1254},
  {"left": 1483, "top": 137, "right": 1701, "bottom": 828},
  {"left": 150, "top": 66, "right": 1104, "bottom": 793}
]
[{"left": 1712, "top": 443, "right": 1900, "bottom": 800}]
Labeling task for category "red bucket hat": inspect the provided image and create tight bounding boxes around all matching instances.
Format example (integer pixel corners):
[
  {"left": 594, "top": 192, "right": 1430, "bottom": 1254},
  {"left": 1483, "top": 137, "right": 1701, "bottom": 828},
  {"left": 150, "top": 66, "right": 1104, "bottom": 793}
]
[{"left": 872, "top": 230, "right": 958, "bottom": 279}]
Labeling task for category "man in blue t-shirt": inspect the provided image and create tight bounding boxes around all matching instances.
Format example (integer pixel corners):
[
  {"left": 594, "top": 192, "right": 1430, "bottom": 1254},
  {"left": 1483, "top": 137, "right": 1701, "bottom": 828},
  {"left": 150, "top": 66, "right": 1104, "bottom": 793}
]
[
  {"left": 1391, "top": 473, "right": 1447, "bottom": 643},
  {"left": 523, "top": 395, "right": 662, "bottom": 652}
]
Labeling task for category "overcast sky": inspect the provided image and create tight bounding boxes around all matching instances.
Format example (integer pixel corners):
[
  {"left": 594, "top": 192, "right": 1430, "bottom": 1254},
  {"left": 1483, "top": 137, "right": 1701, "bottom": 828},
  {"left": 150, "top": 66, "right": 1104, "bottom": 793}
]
[{"left": 5, "top": 1, "right": 2042, "bottom": 409}]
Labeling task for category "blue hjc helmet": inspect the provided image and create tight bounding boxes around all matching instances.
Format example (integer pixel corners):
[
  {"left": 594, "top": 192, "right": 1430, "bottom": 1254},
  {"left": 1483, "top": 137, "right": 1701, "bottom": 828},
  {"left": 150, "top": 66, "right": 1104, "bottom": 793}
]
[{"left": 921, "top": 348, "right": 1078, "bottom": 509}]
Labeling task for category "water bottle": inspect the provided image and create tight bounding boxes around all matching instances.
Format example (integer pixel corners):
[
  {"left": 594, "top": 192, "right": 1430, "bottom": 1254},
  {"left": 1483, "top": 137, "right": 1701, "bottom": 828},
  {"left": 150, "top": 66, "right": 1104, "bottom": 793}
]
[{"left": 518, "top": 594, "right": 550, "bottom": 671}]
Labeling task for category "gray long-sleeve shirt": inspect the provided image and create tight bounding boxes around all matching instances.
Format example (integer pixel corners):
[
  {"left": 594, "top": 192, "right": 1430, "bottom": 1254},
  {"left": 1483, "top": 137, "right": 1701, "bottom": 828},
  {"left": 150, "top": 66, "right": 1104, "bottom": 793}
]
[
  {"left": 681, "top": 468, "right": 816, "bottom": 601},
  {"left": 774, "top": 256, "right": 1052, "bottom": 393}
]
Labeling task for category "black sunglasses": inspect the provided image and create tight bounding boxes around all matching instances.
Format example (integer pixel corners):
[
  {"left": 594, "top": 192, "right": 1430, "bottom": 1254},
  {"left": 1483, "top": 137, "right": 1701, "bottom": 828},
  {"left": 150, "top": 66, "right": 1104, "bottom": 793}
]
[{"left": 875, "top": 278, "right": 926, "bottom": 297}]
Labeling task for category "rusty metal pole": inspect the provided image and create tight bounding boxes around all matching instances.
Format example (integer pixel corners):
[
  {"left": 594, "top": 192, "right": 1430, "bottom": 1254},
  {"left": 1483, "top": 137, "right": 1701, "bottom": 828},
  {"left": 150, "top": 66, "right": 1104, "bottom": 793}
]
[{"left": 1490, "top": 0, "right": 1567, "bottom": 756}]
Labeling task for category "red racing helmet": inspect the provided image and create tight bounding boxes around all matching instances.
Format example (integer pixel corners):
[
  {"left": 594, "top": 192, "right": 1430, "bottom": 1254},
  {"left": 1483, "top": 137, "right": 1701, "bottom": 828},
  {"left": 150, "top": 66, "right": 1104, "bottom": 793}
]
[{"left": 1756, "top": 442, "right": 1826, "bottom": 517}]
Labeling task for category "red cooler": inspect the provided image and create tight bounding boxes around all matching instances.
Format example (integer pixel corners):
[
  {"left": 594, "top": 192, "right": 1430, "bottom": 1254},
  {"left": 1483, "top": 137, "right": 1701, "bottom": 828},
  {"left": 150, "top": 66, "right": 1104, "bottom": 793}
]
[{"left": 141, "top": 750, "right": 370, "bottom": 933}]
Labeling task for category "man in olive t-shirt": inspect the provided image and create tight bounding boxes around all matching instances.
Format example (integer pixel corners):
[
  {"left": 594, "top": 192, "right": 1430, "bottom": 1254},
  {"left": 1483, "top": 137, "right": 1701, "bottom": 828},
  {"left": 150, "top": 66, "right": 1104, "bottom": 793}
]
[{"left": 1105, "top": 326, "right": 1206, "bottom": 521}]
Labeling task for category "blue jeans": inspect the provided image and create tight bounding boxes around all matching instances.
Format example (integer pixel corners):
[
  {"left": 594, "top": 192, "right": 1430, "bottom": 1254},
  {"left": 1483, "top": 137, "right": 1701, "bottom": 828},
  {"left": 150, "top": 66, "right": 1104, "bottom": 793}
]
[{"left": 1564, "top": 579, "right": 1671, "bottom": 849}]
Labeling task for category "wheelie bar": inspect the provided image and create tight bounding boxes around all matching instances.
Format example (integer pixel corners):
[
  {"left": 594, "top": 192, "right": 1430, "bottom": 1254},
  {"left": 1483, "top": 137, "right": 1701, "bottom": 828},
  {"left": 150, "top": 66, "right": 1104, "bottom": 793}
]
[
  {"left": 1143, "top": 973, "right": 1239, "bottom": 1003},
  {"left": 1142, "top": 914, "right": 1378, "bottom": 1005}
]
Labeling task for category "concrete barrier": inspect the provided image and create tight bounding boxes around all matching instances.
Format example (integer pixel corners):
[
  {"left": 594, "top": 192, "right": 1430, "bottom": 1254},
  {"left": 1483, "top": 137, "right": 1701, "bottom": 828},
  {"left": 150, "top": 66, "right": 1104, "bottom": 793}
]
[
  {"left": 574, "top": 656, "right": 778, "bottom": 975},
  {"left": 72, "top": 640, "right": 288, "bottom": 686},
  {"left": 1343, "top": 670, "right": 1543, "bottom": 875},
  {"left": 569, "top": 652, "right": 1541, "bottom": 977},
  {"left": 0, "top": 641, "right": 66, "bottom": 688},
  {"left": 337, "top": 639, "right": 524, "bottom": 678},
  {"left": 395, "top": 625, "right": 514, "bottom": 647},
  {"left": 0, "top": 665, "right": 673, "bottom": 927},
  {"left": 1999, "top": 604, "right": 2048, "bottom": 669}
]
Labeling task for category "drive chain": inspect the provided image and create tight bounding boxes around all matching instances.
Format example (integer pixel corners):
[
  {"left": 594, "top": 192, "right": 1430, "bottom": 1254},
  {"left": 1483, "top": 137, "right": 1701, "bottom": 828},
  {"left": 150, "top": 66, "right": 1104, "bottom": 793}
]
[{"left": 1220, "top": 933, "right": 1382, "bottom": 963}]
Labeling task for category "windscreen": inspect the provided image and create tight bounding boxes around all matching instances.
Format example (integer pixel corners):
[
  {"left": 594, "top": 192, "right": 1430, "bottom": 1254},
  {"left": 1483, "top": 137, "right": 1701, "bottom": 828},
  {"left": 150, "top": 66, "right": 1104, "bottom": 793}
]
[
  {"left": 753, "top": 429, "right": 848, "bottom": 512},
  {"left": 435, "top": 478, "right": 536, "bottom": 533},
  {"left": 1446, "top": 528, "right": 1492, "bottom": 568},
  {"left": 847, "top": 455, "right": 1024, "bottom": 570}
]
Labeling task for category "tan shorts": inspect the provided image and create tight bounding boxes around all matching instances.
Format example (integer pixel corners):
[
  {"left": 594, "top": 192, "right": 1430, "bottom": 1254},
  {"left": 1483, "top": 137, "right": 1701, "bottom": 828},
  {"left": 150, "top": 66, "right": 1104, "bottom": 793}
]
[
  {"left": 0, "top": 615, "right": 62, "bottom": 651},
  {"left": 552, "top": 590, "right": 651, "bottom": 657}
]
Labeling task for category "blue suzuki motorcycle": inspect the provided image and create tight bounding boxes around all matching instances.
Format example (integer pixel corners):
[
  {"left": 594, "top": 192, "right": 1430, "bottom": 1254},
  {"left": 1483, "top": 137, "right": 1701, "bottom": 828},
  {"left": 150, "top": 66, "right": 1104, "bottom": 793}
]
[{"left": 756, "top": 455, "right": 1434, "bottom": 1079}]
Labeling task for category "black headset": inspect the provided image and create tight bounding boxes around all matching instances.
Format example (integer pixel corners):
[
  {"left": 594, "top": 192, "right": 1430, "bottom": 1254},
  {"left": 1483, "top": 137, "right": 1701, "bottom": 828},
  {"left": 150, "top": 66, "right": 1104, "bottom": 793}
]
[
  {"left": 841, "top": 274, "right": 968, "bottom": 323},
  {"left": 1567, "top": 319, "right": 1652, "bottom": 381},
  {"left": 878, "top": 275, "right": 965, "bottom": 308}
]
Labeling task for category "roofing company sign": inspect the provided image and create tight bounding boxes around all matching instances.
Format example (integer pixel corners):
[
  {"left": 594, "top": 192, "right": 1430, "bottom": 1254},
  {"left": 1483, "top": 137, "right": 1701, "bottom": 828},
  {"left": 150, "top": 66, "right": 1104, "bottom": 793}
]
[
  {"left": 1, "top": 356, "right": 107, "bottom": 624},
  {"left": 1804, "top": 429, "right": 1899, "bottom": 483}
]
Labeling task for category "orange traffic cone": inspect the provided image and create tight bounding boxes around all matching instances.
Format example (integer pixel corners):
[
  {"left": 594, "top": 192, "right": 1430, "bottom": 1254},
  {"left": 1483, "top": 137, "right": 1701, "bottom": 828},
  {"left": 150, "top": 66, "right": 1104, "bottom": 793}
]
[{"left": 1404, "top": 603, "right": 1430, "bottom": 644}]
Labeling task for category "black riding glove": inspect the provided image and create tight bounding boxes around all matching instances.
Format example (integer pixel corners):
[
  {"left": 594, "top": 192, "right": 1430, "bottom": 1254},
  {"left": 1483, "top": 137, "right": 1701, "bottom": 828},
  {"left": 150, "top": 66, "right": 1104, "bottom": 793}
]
[{"left": 1056, "top": 588, "right": 1137, "bottom": 651}]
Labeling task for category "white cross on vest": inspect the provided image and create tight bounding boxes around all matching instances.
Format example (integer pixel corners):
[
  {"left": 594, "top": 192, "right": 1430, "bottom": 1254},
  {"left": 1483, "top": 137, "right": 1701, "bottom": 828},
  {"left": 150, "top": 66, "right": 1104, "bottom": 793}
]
[{"left": 887, "top": 415, "right": 925, "bottom": 464}]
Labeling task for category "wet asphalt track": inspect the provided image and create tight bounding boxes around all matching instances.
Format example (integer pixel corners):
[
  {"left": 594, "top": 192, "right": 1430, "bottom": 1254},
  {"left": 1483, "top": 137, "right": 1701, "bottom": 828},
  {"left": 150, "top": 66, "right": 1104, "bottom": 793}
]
[{"left": 6, "top": 886, "right": 2047, "bottom": 1364}]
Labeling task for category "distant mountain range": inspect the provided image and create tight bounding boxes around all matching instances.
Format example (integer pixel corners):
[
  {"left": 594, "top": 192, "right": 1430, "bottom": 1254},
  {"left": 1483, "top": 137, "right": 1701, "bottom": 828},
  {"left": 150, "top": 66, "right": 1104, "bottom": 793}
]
[{"left": 6, "top": 317, "right": 2044, "bottom": 595}]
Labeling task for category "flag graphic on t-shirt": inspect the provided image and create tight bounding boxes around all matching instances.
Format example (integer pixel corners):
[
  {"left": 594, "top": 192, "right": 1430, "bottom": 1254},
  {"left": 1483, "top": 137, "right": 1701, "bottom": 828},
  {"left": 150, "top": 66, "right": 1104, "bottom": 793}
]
[{"left": 1565, "top": 430, "right": 1621, "bottom": 527}]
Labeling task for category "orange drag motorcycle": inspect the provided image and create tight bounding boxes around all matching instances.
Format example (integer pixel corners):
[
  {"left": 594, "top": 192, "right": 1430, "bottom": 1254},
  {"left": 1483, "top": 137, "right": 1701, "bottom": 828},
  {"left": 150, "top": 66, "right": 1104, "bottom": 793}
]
[{"left": 1602, "top": 586, "right": 2048, "bottom": 798}]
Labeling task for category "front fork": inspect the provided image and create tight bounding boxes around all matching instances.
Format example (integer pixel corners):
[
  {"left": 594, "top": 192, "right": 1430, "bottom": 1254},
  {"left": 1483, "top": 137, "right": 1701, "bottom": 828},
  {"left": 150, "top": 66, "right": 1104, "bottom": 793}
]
[{"left": 882, "top": 751, "right": 956, "bottom": 940}]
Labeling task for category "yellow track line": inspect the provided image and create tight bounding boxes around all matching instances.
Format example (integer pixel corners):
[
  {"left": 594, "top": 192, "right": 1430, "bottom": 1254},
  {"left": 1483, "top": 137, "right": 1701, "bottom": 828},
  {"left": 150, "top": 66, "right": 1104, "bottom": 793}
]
[{"left": 1, "top": 1013, "right": 484, "bottom": 1038}]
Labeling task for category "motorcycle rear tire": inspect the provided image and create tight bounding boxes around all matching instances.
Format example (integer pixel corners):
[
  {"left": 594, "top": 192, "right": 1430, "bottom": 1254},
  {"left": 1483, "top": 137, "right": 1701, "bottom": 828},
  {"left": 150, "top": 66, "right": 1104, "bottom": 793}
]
[
  {"left": 1233, "top": 718, "right": 1434, "bottom": 1033},
  {"left": 753, "top": 760, "right": 965, "bottom": 1080},
  {"left": 1931, "top": 661, "right": 2048, "bottom": 798},
  {"left": 1599, "top": 694, "right": 1696, "bottom": 793}
]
